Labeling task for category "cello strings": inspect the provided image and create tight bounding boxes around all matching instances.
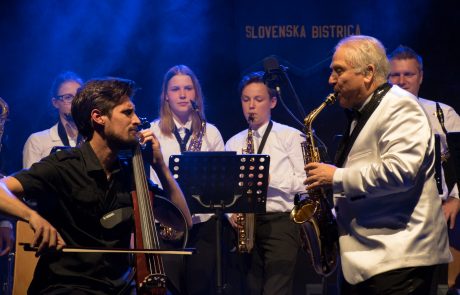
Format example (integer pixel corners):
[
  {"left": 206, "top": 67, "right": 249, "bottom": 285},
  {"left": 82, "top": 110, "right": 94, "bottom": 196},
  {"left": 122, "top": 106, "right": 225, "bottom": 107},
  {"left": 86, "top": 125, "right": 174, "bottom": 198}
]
[{"left": 133, "top": 145, "right": 166, "bottom": 275}]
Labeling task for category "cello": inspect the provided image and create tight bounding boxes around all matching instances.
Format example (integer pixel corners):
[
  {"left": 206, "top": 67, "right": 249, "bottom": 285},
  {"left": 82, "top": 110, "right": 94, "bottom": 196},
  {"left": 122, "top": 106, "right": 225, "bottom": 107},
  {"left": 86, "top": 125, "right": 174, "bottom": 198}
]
[
  {"left": 16, "top": 141, "right": 192, "bottom": 294},
  {"left": 131, "top": 141, "right": 167, "bottom": 294}
]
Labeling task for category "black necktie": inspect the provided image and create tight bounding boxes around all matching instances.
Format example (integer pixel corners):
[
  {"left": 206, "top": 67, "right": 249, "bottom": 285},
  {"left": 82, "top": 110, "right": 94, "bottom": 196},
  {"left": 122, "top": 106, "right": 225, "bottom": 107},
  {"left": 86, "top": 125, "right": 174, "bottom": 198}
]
[{"left": 173, "top": 127, "right": 192, "bottom": 152}]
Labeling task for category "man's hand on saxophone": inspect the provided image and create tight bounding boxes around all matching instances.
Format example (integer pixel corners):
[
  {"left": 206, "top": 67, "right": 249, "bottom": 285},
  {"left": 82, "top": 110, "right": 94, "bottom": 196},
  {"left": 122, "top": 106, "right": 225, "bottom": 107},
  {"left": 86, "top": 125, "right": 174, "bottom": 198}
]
[{"left": 304, "top": 162, "right": 337, "bottom": 190}]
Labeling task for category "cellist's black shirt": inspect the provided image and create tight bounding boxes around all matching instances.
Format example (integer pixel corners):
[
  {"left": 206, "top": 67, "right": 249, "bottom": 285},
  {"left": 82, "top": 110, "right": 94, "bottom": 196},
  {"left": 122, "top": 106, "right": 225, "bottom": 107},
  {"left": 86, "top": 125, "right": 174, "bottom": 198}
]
[{"left": 14, "top": 141, "right": 135, "bottom": 294}]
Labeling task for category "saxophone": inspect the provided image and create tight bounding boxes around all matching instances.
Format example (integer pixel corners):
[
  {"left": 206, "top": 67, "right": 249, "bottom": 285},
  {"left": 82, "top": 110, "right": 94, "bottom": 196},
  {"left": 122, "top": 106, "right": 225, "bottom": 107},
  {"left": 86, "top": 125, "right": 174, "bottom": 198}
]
[
  {"left": 290, "top": 93, "right": 339, "bottom": 277},
  {"left": 187, "top": 100, "right": 206, "bottom": 152},
  {"left": 236, "top": 114, "right": 255, "bottom": 253},
  {"left": 0, "top": 97, "right": 9, "bottom": 153},
  {"left": 158, "top": 100, "right": 206, "bottom": 242}
]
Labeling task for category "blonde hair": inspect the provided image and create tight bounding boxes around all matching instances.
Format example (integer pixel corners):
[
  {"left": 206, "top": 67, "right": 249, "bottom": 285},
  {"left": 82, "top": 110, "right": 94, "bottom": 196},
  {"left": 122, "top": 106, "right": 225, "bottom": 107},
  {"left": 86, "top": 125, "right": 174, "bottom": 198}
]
[{"left": 158, "top": 65, "right": 206, "bottom": 137}]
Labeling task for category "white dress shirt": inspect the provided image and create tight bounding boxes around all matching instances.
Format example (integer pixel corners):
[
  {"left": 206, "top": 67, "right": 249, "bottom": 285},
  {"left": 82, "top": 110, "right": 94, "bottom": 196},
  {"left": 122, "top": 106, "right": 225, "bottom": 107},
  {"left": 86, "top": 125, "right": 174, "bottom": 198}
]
[
  {"left": 0, "top": 220, "right": 12, "bottom": 229},
  {"left": 23, "top": 123, "right": 77, "bottom": 169},
  {"left": 418, "top": 97, "right": 460, "bottom": 200},
  {"left": 225, "top": 120, "right": 306, "bottom": 212},
  {"left": 150, "top": 118, "right": 225, "bottom": 223}
]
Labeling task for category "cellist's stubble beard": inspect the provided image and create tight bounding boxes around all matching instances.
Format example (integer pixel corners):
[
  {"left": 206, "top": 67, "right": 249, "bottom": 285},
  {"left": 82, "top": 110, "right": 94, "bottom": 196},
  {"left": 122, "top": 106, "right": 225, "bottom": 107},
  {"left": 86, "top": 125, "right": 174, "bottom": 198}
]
[{"left": 106, "top": 132, "right": 139, "bottom": 150}]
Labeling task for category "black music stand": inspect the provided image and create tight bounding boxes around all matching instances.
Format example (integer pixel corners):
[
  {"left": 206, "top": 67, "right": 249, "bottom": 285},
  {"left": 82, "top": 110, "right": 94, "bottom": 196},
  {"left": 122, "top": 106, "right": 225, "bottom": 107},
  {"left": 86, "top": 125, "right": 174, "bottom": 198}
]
[
  {"left": 446, "top": 132, "right": 460, "bottom": 190},
  {"left": 169, "top": 151, "right": 270, "bottom": 294}
]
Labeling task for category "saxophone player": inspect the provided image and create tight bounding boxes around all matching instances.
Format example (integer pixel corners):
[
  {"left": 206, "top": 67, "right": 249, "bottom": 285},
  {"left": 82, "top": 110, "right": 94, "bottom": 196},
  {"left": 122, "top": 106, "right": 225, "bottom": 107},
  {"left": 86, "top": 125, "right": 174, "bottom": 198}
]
[
  {"left": 149, "top": 65, "right": 228, "bottom": 295},
  {"left": 304, "top": 35, "right": 451, "bottom": 294},
  {"left": 226, "top": 72, "right": 306, "bottom": 295}
]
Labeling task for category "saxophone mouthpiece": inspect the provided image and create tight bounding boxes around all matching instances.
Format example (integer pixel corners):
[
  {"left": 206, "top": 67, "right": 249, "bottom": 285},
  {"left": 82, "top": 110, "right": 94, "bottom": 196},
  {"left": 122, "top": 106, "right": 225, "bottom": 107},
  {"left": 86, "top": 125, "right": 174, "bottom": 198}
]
[
  {"left": 248, "top": 113, "right": 255, "bottom": 123},
  {"left": 190, "top": 100, "right": 198, "bottom": 111},
  {"left": 326, "top": 93, "right": 338, "bottom": 105}
]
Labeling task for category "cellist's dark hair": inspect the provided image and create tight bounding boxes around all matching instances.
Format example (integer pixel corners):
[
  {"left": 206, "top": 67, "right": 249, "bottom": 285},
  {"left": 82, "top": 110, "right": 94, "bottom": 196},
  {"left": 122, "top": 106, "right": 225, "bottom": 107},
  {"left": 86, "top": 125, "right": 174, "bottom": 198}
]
[{"left": 71, "top": 77, "right": 137, "bottom": 140}]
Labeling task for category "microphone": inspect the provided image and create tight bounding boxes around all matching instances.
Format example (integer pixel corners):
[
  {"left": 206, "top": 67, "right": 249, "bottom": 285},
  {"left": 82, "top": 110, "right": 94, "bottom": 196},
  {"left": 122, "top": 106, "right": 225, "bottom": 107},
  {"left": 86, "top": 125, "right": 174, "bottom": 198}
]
[
  {"left": 263, "top": 55, "right": 287, "bottom": 88},
  {"left": 262, "top": 55, "right": 307, "bottom": 121}
]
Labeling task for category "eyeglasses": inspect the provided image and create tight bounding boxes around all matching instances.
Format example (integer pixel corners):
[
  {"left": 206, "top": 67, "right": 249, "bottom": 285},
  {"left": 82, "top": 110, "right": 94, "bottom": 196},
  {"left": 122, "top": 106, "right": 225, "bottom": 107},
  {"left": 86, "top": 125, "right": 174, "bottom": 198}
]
[{"left": 55, "top": 94, "right": 75, "bottom": 103}]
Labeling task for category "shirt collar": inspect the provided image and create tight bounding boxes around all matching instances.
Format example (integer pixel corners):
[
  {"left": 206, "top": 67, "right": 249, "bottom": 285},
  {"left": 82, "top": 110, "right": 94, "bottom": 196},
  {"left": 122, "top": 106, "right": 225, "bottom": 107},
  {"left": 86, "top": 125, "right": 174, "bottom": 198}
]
[
  {"left": 50, "top": 123, "right": 62, "bottom": 142},
  {"left": 80, "top": 142, "right": 103, "bottom": 172},
  {"left": 253, "top": 120, "right": 270, "bottom": 138},
  {"left": 357, "top": 93, "right": 373, "bottom": 112},
  {"left": 173, "top": 117, "right": 192, "bottom": 131},
  {"left": 80, "top": 141, "right": 121, "bottom": 175}
]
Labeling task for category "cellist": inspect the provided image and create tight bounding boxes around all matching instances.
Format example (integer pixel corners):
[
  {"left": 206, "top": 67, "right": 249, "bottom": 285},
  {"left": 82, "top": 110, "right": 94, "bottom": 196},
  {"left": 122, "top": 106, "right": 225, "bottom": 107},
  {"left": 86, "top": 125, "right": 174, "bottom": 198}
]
[{"left": 0, "top": 77, "right": 192, "bottom": 294}]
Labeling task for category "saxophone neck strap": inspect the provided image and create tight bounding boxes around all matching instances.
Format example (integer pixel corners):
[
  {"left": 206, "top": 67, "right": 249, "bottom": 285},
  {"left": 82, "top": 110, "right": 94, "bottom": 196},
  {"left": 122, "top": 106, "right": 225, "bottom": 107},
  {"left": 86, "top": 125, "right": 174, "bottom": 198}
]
[
  {"left": 435, "top": 102, "right": 448, "bottom": 134},
  {"left": 57, "top": 118, "right": 83, "bottom": 147},
  {"left": 257, "top": 120, "right": 273, "bottom": 154},
  {"left": 57, "top": 119, "right": 70, "bottom": 147}
]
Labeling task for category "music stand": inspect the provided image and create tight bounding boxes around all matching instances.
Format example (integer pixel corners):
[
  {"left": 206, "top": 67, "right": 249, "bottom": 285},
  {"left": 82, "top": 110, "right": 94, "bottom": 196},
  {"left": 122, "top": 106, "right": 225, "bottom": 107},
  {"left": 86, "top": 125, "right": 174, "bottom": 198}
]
[
  {"left": 446, "top": 132, "right": 460, "bottom": 190},
  {"left": 169, "top": 151, "right": 270, "bottom": 294}
]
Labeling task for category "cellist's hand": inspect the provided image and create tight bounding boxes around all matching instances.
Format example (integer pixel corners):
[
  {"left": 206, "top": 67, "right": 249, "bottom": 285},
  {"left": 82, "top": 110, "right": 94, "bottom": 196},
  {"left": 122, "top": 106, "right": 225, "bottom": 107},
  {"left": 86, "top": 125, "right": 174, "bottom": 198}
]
[
  {"left": 138, "top": 129, "right": 165, "bottom": 168},
  {"left": 138, "top": 129, "right": 193, "bottom": 228},
  {"left": 28, "top": 210, "right": 66, "bottom": 256}
]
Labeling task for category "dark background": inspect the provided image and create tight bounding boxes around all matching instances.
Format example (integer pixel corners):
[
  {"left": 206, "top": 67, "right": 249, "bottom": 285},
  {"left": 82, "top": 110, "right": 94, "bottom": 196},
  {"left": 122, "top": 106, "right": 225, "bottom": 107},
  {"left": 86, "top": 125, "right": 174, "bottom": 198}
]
[
  {"left": 0, "top": 0, "right": 458, "bottom": 173},
  {"left": 0, "top": 1, "right": 458, "bottom": 292}
]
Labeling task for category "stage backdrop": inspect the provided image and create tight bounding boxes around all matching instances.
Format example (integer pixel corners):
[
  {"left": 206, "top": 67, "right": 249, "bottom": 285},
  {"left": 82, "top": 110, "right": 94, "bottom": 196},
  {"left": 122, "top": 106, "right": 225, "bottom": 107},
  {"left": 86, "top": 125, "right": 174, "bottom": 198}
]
[{"left": 0, "top": 0, "right": 458, "bottom": 174}]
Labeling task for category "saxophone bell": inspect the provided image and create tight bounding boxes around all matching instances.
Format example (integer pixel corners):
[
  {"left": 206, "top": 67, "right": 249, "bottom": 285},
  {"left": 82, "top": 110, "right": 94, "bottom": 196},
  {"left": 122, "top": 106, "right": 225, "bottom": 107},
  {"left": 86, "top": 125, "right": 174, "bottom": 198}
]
[{"left": 291, "top": 192, "right": 317, "bottom": 224}]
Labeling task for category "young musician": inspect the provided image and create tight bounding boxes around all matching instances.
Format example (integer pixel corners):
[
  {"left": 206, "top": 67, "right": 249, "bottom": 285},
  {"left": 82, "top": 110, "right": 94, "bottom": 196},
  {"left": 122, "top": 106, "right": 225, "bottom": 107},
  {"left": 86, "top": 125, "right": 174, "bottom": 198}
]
[
  {"left": 150, "top": 65, "right": 228, "bottom": 295},
  {"left": 225, "top": 71, "right": 305, "bottom": 295}
]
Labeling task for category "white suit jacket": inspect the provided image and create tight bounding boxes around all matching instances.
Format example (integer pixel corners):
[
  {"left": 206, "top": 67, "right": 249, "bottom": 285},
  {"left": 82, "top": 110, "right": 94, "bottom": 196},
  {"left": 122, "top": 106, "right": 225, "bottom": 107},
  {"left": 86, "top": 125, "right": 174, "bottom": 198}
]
[{"left": 332, "top": 85, "right": 451, "bottom": 284}]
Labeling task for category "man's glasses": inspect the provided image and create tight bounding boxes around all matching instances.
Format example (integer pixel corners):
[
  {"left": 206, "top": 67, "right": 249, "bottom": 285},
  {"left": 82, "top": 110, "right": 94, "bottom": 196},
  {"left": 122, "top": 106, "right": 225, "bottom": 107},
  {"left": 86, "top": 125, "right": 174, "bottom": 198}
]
[{"left": 55, "top": 94, "right": 75, "bottom": 103}]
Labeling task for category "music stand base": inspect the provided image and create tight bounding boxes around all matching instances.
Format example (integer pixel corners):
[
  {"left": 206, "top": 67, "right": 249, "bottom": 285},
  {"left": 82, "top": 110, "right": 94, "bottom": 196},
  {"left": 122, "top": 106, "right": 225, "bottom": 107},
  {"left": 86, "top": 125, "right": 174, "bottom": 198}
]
[{"left": 215, "top": 207, "right": 224, "bottom": 294}]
